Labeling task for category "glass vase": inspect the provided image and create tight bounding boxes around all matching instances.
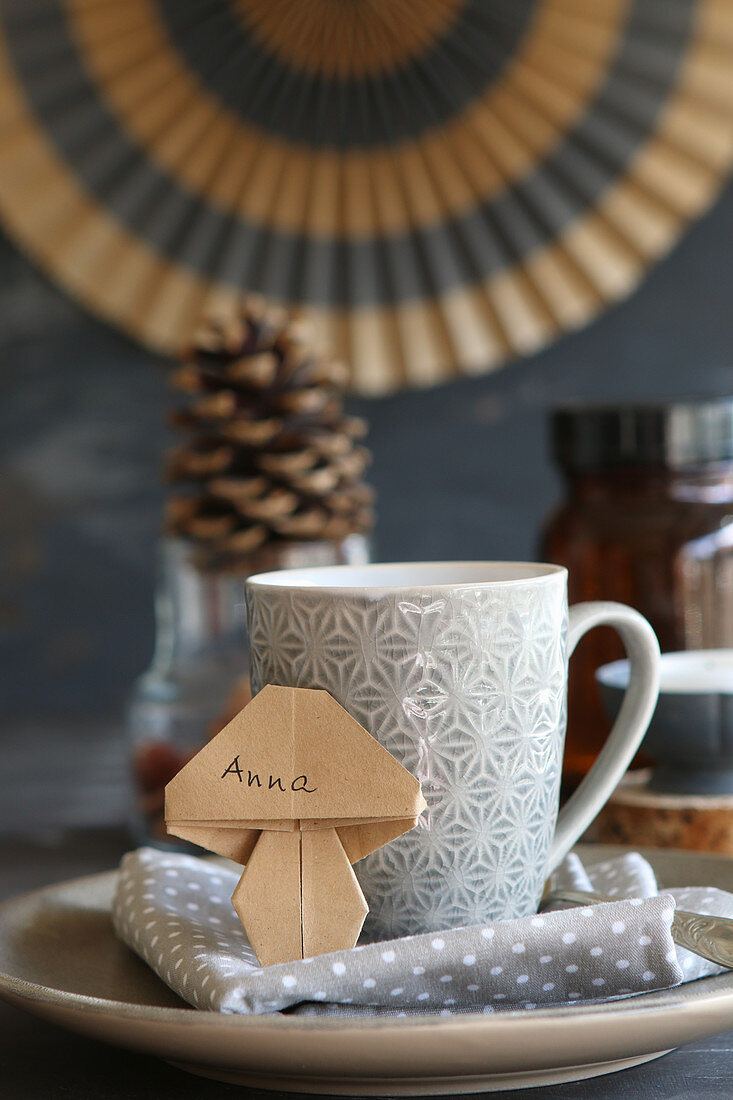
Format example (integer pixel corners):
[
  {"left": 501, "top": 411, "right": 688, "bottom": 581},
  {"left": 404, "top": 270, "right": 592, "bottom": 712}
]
[{"left": 126, "top": 534, "right": 369, "bottom": 846}]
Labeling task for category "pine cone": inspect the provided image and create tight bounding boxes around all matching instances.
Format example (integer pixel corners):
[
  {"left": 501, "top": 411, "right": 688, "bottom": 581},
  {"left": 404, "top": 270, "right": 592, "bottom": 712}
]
[{"left": 164, "top": 299, "right": 374, "bottom": 571}]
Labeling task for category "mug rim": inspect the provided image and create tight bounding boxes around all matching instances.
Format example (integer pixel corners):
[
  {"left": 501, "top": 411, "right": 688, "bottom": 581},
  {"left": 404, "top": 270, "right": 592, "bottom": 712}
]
[{"left": 246, "top": 560, "right": 567, "bottom": 595}]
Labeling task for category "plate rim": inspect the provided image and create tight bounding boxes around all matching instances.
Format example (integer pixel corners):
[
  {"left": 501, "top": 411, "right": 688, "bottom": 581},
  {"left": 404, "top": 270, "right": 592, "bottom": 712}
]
[{"left": 2, "top": 855, "right": 733, "bottom": 1037}]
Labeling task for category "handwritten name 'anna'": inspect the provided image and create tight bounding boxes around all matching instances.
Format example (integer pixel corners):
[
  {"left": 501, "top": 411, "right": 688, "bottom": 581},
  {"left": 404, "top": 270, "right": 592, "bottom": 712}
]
[{"left": 221, "top": 755, "right": 317, "bottom": 793}]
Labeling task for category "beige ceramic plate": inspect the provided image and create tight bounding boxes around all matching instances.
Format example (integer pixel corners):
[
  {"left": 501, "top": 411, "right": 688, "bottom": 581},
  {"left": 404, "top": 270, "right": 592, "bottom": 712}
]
[{"left": 2, "top": 845, "right": 733, "bottom": 1094}]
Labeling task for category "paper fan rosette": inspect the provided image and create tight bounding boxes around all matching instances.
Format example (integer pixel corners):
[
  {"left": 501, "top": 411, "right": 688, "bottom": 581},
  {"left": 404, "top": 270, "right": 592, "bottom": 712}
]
[{"left": 0, "top": 1, "right": 732, "bottom": 393}]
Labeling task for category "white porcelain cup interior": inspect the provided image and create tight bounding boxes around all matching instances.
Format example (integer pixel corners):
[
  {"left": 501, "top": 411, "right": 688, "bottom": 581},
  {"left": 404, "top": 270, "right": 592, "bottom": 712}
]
[
  {"left": 598, "top": 649, "right": 733, "bottom": 696},
  {"left": 246, "top": 561, "right": 562, "bottom": 589}
]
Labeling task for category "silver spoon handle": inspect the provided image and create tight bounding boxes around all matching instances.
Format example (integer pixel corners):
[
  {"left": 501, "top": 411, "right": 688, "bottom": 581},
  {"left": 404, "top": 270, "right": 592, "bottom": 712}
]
[{"left": 542, "top": 888, "right": 733, "bottom": 969}]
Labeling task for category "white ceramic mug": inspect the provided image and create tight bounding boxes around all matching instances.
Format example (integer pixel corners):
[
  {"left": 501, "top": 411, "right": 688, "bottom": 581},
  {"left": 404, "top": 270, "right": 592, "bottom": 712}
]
[{"left": 245, "top": 562, "right": 659, "bottom": 938}]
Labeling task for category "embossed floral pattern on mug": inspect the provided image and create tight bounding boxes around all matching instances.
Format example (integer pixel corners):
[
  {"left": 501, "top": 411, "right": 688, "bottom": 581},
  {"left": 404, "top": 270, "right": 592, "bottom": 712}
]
[{"left": 247, "top": 570, "right": 568, "bottom": 938}]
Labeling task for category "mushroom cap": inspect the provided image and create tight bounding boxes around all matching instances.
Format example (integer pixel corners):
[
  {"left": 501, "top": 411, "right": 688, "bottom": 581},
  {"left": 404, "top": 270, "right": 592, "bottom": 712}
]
[{"left": 165, "top": 685, "right": 426, "bottom": 863}]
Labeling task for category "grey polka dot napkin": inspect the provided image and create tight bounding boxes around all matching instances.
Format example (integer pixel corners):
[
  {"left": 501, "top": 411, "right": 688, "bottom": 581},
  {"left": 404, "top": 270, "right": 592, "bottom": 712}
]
[{"left": 112, "top": 847, "right": 732, "bottom": 1016}]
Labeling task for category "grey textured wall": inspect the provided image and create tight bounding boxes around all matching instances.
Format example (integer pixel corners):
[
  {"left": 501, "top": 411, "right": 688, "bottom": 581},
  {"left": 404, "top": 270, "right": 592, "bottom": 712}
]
[{"left": 2, "top": 181, "right": 733, "bottom": 724}]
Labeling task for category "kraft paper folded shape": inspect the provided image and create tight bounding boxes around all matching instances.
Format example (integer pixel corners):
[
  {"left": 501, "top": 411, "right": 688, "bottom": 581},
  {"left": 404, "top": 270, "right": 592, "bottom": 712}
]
[{"left": 165, "top": 685, "right": 426, "bottom": 966}]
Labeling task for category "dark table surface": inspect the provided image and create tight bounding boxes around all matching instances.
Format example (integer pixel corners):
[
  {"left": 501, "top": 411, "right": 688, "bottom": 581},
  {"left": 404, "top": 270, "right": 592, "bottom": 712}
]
[{"left": 1, "top": 828, "right": 732, "bottom": 1100}]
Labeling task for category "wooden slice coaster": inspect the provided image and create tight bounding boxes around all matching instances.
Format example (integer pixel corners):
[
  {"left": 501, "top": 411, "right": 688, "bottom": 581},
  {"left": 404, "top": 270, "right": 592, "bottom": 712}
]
[{"left": 592, "top": 770, "right": 733, "bottom": 855}]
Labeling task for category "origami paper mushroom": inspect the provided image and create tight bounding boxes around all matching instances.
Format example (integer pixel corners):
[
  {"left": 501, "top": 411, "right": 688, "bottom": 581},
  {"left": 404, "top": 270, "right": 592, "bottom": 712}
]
[{"left": 165, "top": 685, "right": 426, "bottom": 966}]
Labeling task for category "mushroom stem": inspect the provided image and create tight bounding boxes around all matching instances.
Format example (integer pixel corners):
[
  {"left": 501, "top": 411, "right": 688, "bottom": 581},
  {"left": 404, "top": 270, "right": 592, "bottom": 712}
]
[
  {"left": 231, "top": 825, "right": 369, "bottom": 966},
  {"left": 301, "top": 827, "right": 369, "bottom": 959},
  {"left": 232, "top": 829, "right": 301, "bottom": 967}
]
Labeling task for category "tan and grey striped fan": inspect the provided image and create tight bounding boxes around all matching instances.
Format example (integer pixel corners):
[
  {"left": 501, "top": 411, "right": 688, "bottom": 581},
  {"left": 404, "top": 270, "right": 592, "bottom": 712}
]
[{"left": 0, "top": 0, "right": 732, "bottom": 393}]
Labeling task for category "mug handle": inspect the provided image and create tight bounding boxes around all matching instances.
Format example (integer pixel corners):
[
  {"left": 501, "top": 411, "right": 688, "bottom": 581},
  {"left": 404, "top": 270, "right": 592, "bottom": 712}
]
[{"left": 547, "top": 601, "right": 660, "bottom": 872}]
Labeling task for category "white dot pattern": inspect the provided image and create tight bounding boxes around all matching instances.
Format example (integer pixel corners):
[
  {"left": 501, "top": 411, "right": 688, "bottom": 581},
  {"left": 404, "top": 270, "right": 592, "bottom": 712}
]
[{"left": 110, "top": 848, "right": 731, "bottom": 1018}]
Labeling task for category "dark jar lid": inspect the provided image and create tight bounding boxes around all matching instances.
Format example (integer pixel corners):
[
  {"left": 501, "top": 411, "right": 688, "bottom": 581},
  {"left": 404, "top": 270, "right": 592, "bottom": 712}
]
[{"left": 552, "top": 399, "right": 733, "bottom": 472}]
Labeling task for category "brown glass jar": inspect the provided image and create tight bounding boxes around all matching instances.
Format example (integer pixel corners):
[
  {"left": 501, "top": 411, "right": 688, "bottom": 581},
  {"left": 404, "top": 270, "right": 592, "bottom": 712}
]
[{"left": 540, "top": 400, "right": 733, "bottom": 786}]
